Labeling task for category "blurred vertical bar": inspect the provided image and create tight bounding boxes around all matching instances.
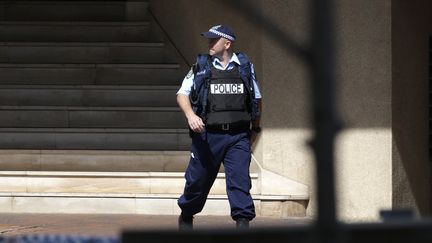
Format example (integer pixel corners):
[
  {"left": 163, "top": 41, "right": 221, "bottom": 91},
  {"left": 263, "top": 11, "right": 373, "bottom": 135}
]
[{"left": 310, "top": 0, "right": 339, "bottom": 240}]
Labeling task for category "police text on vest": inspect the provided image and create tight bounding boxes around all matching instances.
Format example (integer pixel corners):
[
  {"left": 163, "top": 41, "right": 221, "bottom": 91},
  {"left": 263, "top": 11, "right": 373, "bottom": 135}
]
[{"left": 210, "top": 84, "right": 244, "bottom": 94}]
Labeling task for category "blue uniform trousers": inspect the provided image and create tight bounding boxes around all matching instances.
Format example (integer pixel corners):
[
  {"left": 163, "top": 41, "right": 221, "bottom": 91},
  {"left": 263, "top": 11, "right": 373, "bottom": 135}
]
[{"left": 178, "top": 129, "right": 256, "bottom": 220}]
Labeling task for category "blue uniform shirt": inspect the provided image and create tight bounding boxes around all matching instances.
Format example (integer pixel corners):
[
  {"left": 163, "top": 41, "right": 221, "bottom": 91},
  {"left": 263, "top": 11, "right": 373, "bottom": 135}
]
[{"left": 177, "top": 53, "right": 262, "bottom": 99}]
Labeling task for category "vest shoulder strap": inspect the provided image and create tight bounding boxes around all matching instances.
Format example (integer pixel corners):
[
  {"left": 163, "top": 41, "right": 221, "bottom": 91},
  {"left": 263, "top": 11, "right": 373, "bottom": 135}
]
[
  {"left": 193, "top": 54, "right": 211, "bottom": 74},
  {"left": 235, "top": 52, "right": 251, "bottom": 66},
  {"left": 235, "top": 52, "right": 253, "bottom": 83}
]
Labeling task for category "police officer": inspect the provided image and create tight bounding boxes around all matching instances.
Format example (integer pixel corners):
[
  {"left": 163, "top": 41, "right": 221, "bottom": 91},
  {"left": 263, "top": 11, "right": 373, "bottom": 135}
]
[{"left": 176, "top": 24, "right": 262, "bottom": 230}]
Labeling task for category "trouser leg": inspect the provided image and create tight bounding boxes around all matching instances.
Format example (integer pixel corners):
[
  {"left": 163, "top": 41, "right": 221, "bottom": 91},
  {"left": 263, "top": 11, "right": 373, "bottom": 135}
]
[
  {"left": 178, "top": 133, "right": 222, "bottom": 216},
  {"left": 223, "top": 131, "right": 255, "bottom": 220}
]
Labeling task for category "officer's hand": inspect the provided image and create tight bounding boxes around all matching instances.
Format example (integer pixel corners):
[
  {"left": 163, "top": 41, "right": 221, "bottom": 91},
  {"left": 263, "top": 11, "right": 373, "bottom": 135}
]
[{"left": 187, "top": 113, "right": 205, "bottom": 133}]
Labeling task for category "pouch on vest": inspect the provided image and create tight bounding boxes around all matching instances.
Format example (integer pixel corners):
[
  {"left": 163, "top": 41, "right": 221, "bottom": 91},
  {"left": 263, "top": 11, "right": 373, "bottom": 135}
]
[
  {"left": 209, "top": 82, "right": 246, "bottom": 111},
  {"left": 206, "top": 66, "right": 251, "bottom": 125}
]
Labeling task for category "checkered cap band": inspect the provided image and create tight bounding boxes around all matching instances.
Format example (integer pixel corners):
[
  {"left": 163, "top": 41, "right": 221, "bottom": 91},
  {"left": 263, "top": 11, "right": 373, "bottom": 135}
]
[{"left": 209, "top": 28, "right": 235, "bottom": 41}]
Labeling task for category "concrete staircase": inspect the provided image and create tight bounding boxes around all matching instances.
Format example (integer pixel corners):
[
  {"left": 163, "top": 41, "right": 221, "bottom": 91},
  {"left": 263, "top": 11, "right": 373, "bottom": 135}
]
[
  {"left": 0, "top": 0, "right": 188, "bottom": 150},
  {"left": 0, "top": 0, "right": 309, "bottom": 217}
]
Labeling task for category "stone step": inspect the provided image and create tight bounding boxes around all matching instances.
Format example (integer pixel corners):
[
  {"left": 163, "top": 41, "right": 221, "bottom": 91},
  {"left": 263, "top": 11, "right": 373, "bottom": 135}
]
[
  {"left": 0, "top": 42, "right": 168, "bottom": 64},
  {"left": 0, "top": 64, "right": 182, "bottom": 85},
  {"left": 0, "top": 171, "right": 260, "bottom": 196},
  {"left": 0, "top": 171, "right": 307, "bottom": 217},
  {"left": 0, "top": 21, "right": 151, "bottom": 42},
  {"left": 0, "top": 106, "right": 186, "bottom": 128},
  {"left": 0, "top": 149, "right": 259, "bottom": 173},
  {"left": 0, "top": 192, "right": 307, "bottom": 217},
  {"left": 0, "top": 150, "right": 191, "bottom": 172},
  {"left": 0, "top": 128, "right": 190, "bottom": 150},
  {"left": 0, "top": 85, "right": 178, "bottom": 107},
  {"left": 0, "top": 1, "right": 149, "bottom": 21}
]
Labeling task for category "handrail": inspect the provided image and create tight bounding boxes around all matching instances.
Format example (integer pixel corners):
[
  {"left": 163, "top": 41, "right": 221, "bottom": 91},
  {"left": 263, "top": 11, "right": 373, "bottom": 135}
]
[{"left": 147, "top": 8, "right": 191, "bottom": 68}]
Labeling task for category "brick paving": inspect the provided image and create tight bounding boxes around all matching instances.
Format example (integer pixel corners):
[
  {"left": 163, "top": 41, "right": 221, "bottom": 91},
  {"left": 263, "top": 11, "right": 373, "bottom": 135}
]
[{"left": 0, "top": 214, "right": 312, "bottom": 237}]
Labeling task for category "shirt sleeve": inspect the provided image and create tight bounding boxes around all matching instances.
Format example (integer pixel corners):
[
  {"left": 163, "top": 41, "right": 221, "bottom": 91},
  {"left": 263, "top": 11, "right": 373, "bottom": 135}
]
[
  {"left": 250, "top": 63, "right": 262, "bottom": 99},
  {"left": 176, "top": 67, "right": 194, "bottom": 96}
]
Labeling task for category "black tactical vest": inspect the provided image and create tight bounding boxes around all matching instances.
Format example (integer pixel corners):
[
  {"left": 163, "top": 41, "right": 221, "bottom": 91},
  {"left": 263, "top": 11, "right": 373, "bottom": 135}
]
[{"left": 206, "top": 66, "right": 251, "bottom": 125}]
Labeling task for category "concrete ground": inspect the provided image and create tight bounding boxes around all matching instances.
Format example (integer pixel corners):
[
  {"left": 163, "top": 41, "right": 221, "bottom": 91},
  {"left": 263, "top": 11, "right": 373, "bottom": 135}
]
[{"left": 0, "top": 214, "right": 312, "bottom": 237}]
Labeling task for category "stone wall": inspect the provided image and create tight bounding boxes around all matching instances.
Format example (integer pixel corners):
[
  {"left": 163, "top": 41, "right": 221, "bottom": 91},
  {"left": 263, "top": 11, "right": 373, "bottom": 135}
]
[{"left": 150, "top": 0, "right": 432, "bottom": 221}]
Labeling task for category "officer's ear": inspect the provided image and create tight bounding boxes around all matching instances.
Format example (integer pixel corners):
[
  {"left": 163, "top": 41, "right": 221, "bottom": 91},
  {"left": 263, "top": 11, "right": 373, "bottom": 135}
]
[{"left": 224, "top": 40, "right": 232, "bottom": 50}]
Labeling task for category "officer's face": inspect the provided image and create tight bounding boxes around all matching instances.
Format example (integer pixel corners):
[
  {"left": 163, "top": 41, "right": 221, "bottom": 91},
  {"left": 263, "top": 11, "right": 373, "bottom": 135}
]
[{"left": 208, "top": 38, "right": 231, "bottom": 57}]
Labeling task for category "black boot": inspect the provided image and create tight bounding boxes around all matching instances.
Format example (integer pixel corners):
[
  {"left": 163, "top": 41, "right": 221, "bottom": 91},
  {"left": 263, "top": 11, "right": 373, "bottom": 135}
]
[
  {"left": 178, "top": 213, "right": 193, "bottom": 231},
  {"left": 236, "top": 218, "right": 249, "bottom": 229}
]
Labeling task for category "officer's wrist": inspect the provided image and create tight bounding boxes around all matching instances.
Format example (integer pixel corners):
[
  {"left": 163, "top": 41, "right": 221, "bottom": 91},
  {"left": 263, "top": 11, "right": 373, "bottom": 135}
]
[
  {"left": 185, "top": 111, "right": 196, "bottom": 119},
  {"left": 251, "top": 126, "right": 261, "bottom": 133}
]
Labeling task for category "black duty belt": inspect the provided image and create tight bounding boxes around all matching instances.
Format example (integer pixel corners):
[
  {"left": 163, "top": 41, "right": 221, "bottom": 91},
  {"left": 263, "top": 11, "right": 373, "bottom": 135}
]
[{"left": 206, "top": 123, "right": 250, "bottom": 132}]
